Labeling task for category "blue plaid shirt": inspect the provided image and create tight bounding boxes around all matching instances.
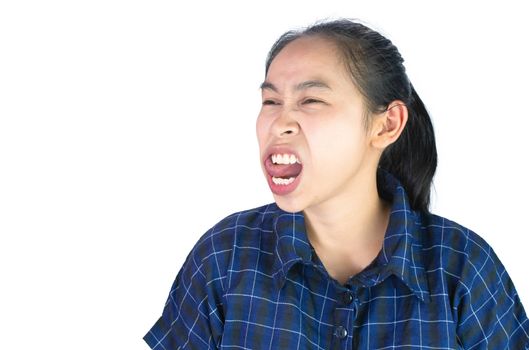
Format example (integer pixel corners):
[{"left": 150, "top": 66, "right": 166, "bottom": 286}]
[{"left": 144, "top": 171, "right": 529, "bottom": 349}]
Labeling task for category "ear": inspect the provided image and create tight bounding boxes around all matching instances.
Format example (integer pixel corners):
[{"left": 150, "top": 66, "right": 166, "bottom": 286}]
[{"left": 370, "top": 100, "right": 408, "bottom": 150}]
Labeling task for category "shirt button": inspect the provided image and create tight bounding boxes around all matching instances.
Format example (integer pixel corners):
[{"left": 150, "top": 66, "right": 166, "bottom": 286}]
[
  {"left": 342, "top": 291, "right": 354, "bottom": 305},
  {"left": 333, "top": 325, "right": 348, "bottom": 339}
]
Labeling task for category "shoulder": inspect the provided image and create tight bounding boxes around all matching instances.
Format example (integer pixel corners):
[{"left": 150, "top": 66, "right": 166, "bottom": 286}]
[
  {"left": 193, "top": 202, "right": 278, "bottom": 256},
  {"left": 418, "top": 212, "right": 506, "bottom": 294},
  {"left": 183, "top": 203, "right": 279, "bottom": 289},
  {"left": 418, "top": 216, "right": 529, "bottom": 347},
  {"left": 420, "top": 212, "right": 492, "bottom": 260}
]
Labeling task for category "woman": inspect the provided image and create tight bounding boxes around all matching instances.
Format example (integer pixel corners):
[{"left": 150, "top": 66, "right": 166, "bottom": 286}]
[{"left": 145, "top": 19, "right": 529, "bottom": 349}]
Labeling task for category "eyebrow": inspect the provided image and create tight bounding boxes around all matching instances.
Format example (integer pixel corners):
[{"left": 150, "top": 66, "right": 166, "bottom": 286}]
[{"left": 259, "top": 80, "right": 332, "bottom": 92}]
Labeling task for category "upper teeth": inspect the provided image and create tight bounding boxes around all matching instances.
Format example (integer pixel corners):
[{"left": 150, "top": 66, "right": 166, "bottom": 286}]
[{"left": 271, "top": 153, "right": 301, "bottom": 165}]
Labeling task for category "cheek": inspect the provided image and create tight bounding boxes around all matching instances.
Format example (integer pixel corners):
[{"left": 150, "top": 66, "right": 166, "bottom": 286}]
[
  {"left": 255, "top": 115, "right": 270, "bottom": 145},
  {"left": 308, "top": 122, "right": 367, "bottom": 163}
]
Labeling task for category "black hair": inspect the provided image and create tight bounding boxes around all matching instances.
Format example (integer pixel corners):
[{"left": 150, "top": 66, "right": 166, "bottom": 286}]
[{"left": 264, "top": 19, "right": 437, "bottom": 212}]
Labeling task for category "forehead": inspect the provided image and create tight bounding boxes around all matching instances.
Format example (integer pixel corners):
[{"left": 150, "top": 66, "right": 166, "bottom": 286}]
[{"left": 265, "top": 36, "right": 351, "bottom": 90}]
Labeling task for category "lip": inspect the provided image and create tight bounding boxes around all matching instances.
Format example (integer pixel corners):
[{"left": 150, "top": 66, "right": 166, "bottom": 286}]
[{"left": 265, "top": 169, "right": 303, "bottom": 195}]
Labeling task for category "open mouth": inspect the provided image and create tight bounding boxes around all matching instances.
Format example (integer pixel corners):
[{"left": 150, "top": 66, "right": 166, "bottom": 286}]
[
  {"left": 265, "top": 155, "right": 302, "bottom": 179},
  {"left": 264, "top": 154, "right": 303, "bottom": 194}
]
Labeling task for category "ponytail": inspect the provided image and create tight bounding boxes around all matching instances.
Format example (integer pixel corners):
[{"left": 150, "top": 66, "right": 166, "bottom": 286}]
[{"left": 378, "top": 84, "right": 437, "bottom": 212}]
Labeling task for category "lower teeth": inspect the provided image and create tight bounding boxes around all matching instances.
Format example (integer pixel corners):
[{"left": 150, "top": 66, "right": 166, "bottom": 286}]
[{"left": 272, "top": 176, "right": 296, "bottom": 185}]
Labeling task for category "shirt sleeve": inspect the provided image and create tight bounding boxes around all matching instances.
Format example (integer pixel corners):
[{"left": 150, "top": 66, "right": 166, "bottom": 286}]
[
  {"left": 454, "top": 236, "right": 529, "bottom": 349},
  {"left": 144, "top": 242, "right": 225, "bottom": 350}
]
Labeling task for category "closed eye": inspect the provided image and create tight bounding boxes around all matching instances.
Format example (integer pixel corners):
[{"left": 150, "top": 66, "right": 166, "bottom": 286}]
[
  {"left": 262, "top": 100, "right": 280, "bottom": 105},
  {"left": 302, "top": 98, "right": 323, "bottom": 104}
]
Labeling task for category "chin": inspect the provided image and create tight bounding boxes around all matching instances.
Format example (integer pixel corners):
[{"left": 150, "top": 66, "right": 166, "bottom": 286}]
[{"left": 273, "top": 196, "right": 305, "bottom": 213}]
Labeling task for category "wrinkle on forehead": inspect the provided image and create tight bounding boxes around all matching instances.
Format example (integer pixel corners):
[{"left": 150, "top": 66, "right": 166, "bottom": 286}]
[{"left": 260, "top": 79, "right": 332, "bottom": 93}]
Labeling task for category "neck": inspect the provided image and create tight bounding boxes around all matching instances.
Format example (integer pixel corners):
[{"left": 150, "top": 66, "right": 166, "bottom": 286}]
[{"left": 302, "top": 169, "right": 391, "bottom": 275}]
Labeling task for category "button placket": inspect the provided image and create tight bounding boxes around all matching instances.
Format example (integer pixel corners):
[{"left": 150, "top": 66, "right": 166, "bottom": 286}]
[
  {"left": 352, "top": 297, "right": 359, "bottom": 320},
  {"left": 332, "top": 287, "right": 358, "bottom": 345}
]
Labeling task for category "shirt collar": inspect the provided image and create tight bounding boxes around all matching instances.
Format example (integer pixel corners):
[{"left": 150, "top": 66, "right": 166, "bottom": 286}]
[{"left": 270, "top": 169, "right": 431, "bottom": 303}]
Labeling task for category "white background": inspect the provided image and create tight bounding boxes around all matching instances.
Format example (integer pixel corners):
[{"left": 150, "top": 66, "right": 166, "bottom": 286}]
[{"left": 1, "top": 1, "right": 528, "bottom": 349}]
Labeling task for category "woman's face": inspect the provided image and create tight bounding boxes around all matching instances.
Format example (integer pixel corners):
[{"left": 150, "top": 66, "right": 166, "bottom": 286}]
[{"left": 256, "top": 36, "right": 379, "bottom": 214}]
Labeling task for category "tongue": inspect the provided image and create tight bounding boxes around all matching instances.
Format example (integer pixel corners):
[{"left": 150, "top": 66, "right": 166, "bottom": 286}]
[{"left": 265, "top": 158, "right": 303, "bottom": 178}]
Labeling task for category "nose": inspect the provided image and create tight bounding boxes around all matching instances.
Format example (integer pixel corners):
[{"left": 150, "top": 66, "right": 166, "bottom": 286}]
[{"left": 272, "top": 109, "right": 300, "bottom": 137}]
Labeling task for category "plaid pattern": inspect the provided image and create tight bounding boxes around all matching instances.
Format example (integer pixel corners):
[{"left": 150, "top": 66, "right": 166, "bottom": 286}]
[{"left": 144, "top": 171, "right": 529, "bottom": 349}]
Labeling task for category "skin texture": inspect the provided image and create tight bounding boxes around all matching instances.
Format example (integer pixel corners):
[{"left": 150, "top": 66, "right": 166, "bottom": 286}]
[{"left": 256, "top": 36, "right": 408, "bottom": 284}]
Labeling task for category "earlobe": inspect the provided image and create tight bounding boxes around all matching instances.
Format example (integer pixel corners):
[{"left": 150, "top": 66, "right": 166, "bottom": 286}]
[{"left": 371, "top": 101, "right": 408, "bottom": 149}]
